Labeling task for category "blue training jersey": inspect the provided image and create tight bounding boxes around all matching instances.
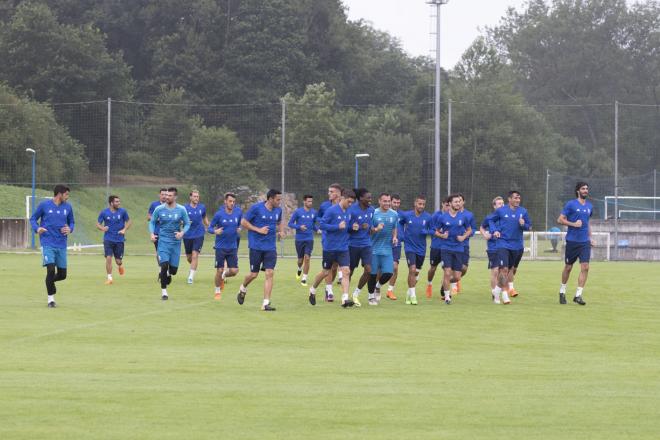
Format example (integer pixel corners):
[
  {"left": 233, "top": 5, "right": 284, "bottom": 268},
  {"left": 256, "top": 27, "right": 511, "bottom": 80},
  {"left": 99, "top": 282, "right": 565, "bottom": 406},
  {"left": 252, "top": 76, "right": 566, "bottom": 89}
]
[
  {"left": 183, "top": 203, "right": 207, "bottom": 239},
  {"left": 489, "top": 205, "right": 531, "bottom": 250},
  {"left": 371, "top": 208, "right": 398, "bottom": 256},
  {"left": 208, "top": 206, "right": 242, "bottom": 250},
  {"left": 401, "top": 210, "right": 432, "bottom": 256},
  {"left": 244, "top": 201, "right": 282, "bottom": 252},
  {"left": 348, "top": 203, "right": 375, "bottom": 247},
  {"left": 320, "top": 203, "right": 350, "bottom": 252},
  {"left": 429, "top": 211, "right": 445, "bottom": 250},
  {"left": 149, "top": 204, "right": 191, "bottom": 245},
  {"left": 98, "top": 207, "right": 129, "bottom": 243},
  {"left": 481, "top": 212, "right": 499, "bottom": 252},
  {"left": 148, "top": 200, "right": 163, "bottom": 234},
  {"left": 562, "top": 199, "right": 593, "bottom": 243},
  {"left": 288, "top": 207, "right": 318, "bottom": 241},
  {"left": 393, "top": 210, "right": 404, "bottom": 249},
  {"left": 461, "top": 209, "right": 478, "bottom": 251},
  {"left": 30, "top": 199, "right": 75, "bottom": 249},
  {"left": 436, "top": 211, "right": 471, "bottom": 252}
]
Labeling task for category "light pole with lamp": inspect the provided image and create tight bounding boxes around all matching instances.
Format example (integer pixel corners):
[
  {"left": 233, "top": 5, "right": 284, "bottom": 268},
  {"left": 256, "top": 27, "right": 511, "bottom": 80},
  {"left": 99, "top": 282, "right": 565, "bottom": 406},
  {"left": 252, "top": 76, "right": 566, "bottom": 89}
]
[
  {"left": 26, "top": 148, "right": 36, "bottom": 249},
  {"left": 355, "top": 153, "right": 370, "bottom": 188}
]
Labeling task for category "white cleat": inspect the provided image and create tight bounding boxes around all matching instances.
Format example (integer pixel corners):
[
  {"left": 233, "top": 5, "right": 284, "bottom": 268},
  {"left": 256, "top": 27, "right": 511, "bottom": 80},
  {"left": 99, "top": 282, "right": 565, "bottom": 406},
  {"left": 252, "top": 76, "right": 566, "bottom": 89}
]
[
  {"left": 187, "top": 278, "right": 193, "bottom": 284},
  {"left": 492, "top": 292, "right": 501, "bottom": 304},
  {"left": 501, "top": 291, "right": 511, "bottom": 305}
]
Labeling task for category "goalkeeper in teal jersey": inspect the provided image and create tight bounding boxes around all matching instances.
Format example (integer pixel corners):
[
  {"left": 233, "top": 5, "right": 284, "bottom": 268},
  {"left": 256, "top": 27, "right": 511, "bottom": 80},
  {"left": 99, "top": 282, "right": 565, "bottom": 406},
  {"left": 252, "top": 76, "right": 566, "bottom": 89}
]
[
  {"left": 149, "top": 187, "right": 191, "bottom": 300},
  {"left": 367, "top": 193, "right": 398, "bottom": 305}
]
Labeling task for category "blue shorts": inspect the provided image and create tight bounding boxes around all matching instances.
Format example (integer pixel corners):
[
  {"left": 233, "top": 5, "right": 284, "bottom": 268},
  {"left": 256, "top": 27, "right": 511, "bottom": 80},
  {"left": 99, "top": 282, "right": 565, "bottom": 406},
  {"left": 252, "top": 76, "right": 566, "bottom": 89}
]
[
  {"left": 295, "top": 240, "right": 314, "bottom": 258},
  {"left": 565, "top": 241, "right": 591, "bottom": 265},
  {"left": 442, "top": 250, "right": 463, "bottom": 271},
  {"left": 405, "top": 252, "right": 425, "bottom": 269},
  {"left": 392, "top": 246, "right": 402, "bottom": 263},
  {"left": 322, "top": 250, "right": 350, "bottom": 269},
  {"left": 183, "top": 236, "right": 204, "bottom": 254},
  {"left": 42, "top": 246, "right": 67, "bottom": 268},
  {"left": 460, "top": 248, "right": 470, "bottom": 267},
  {"left": 158, "top": 242, "right": 182, "bottom": 267},
  {"left": 215, "top": 248, "right": 238, "bottom": 269},
  {"left": 104, "top": 241, "right": 125, "bottom": 259},
  {"left": 371, "top": 253, "right": 394, "bottom": 275},
  {"left": 349, "top": 246, "right": 372, "bottom": 270},
  {"left": 429, "top": 248, "right": 443, "bottom": 267},
  {"left": 249, "top": 249, "right": 277, "bottom": 272},
  {"left": 497, "top": 248, "right": 524, "bottom": 269},
  {"left": 487, "top": 250, "right": 499, "bottom": 269}
]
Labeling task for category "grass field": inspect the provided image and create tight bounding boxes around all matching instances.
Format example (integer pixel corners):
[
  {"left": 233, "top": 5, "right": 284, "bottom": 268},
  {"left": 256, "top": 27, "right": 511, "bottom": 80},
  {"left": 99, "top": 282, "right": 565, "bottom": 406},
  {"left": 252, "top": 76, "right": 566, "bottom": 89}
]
[{"left": 1, "top": 254, "right": 659, "bottom": 439}]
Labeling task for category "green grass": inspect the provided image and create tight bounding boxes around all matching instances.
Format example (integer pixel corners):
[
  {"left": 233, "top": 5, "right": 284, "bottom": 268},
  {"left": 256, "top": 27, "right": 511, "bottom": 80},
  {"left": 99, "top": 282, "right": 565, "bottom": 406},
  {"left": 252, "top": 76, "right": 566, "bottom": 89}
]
[{"left": 1, "top": 255, "right": 659, "bottom": 439}]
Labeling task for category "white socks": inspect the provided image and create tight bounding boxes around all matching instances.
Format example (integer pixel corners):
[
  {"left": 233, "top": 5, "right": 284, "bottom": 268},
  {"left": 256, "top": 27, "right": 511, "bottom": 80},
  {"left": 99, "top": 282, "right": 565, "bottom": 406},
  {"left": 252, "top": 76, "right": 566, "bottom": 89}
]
[
  {"left": 326, "top": 283, "right": 334, "bottom": 294},
  {"left": 376, "top": 281, "right": 381, "bottom": 289},
  {"left": 341, "top": 293, "right": 349, "bottom": 302},
  {"left": 240, "top": 284, "right": 247, "bottom": 293},
  {"left": 301, "top": 274, "right": 307, "bottom": 281},
  {"left": 189, "top": 269, "right": 196, "bottom": 279},
  {"left": 353, "top": 288, "right": 361, "bottom": 297},
  {"left": 161, "top": 289, "right": 168, "bottom": 296},
  {"left": 215, "top": 286, "right": 221, "bottom": 294},
  {"left": 576, "top": 287, "right": 583, "bottom": 297},
  {"left": 559, "top": 283, "right": 567, "bottom": 293},
  {"left": 508, "top": 282, "right": 514, "bottom": 290},
  {"left": 387, "top": 285, "right": 394, "bottom": 292},
  {"left": 310, "top": 287, "right": 316, "bottom": 295},
  {"left": 47, "top": 295, "right": 55, "bottom": 303},
  {"left": 107, "top": 274, "right": 113, "bottom": 280},
  {"left": 262, "top": 299, "right": 270, "bottom": 306},
  {"left": 451, "top": 282, "right": 457, "bottom": 291}
]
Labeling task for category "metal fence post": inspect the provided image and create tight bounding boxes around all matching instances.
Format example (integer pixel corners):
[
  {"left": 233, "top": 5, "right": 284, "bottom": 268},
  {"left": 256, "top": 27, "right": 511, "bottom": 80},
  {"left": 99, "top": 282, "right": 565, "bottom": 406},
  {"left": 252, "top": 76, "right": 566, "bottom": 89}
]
[
  {"left": 447, "top": 98, "right": 452, "bottom": 195},
  {"left": 106, "top": 97, "right": 111, "bottom": 199},
  {"left": 281, "top": 98, "right": 286, "bottom": 194},
  {"left": 614, "top": 100, "right": 619, "bottom": 260}
]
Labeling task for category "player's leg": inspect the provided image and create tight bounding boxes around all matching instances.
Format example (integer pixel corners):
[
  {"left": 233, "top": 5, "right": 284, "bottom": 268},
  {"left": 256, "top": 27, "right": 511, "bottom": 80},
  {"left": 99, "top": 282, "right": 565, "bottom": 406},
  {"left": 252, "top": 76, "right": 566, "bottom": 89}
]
[
  {"left": 309, "top": 252, "right": 333, "bottom": 305},
  {"left": 295, "top": 241, "right": 305, "bottom": 280},
  {"left": 377, "top": 256, "right": 394, "bottom": 304},
  {"left": 103, "top": 241, "right": 113, "bottom": 284},
  {"left": 260, "top": 251, "right": 277, "bottom": 311},
  {"left": 237, "top": 249, "right": 260, "bottom": 305},
  {"left": 387, "top": 247, "right": 400, "bottom": 299},
  {"left": 496, "top": 249, "right": 511, "bottom": 304},
  {"left": 426, "top": 248, "right": 441, "bottom": 298},
  {"left": 324, "top": 262, "right": 338, "bottom": 302},
  {"left": 508, "top": 250, "right": 523, "bottom": 298},
  {"left": 339, "top": 263, "right": 353, "bottom": 307},
  {"left": 487, "top": 251, "right": 501, "bottom": 304},
  {"left": 354, "top": 248, "right": 371, "bottom": 303},
  {"left": 115, "top": 242, "right": 125, "bottom": 276},
  {"left": 43, "top": 247, "right": 58, "bottom": 307}
]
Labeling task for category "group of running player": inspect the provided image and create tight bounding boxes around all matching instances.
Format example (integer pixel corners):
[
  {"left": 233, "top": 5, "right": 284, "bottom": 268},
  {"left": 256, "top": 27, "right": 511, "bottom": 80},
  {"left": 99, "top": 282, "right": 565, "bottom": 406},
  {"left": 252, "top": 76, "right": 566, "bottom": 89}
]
[{"left": 29, "top": 181, "right": 595, "bottom": 311}]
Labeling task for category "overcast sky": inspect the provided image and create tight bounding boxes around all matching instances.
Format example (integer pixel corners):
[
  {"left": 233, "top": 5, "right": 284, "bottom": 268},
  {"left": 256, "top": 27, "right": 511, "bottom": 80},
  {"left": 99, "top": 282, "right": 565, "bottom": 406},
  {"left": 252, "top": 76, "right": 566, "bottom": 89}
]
[{"left": 342, "top": 0, "right": 528, "bottom": 68}]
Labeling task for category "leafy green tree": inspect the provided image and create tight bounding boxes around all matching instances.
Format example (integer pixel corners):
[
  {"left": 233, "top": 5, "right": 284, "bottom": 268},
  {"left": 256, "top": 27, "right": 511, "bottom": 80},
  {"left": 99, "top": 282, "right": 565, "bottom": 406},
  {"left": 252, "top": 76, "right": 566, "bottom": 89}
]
[
  {"left": 173, "top": 125, "right": 262, "bottom": 203},
  {"left": 0, "top": 84, "right": 88, "bottom": 185}
]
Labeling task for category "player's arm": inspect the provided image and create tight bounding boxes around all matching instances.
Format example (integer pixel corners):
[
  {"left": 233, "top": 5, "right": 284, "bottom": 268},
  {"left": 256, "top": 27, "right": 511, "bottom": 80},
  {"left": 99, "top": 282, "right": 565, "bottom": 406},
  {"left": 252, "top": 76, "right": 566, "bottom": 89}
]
[
  {"left": 120, "top": 213, "right": 132, "bottom": 235},
  {"left": 392, "top": 221, "right": 398, "bottom": 245},
  {"left": 470, "top": 216, "right": 478, "bottom": 237},
  {"left": 30, "top": 203, "right": 46, "bottom": 234},
  {"left": 241, "top": 208, "right": 268, "bottom": 235},
  {"left": 319, "top": 211, "right": 341, "bottom": 231},
  {"left": 488, "top": 211, "right": 501, "bottom": 238},
  {"left": 458, "top": 226, "right": 472, "bottom": 242},
  {"left": 520, "top": 210, "right": 532, "bottom": 231},
  {"left": 287, "top": 211, "right": 300, "bottom": 230},
  {"left": 96, "top": 211, "right": 108, "bottom": 232},
  {"left": 180, "top": 208, "right": 192, "bottom": 235},
  {"left": 148, "top": 206, "right": 160, "bottom": 238},
  {"left": 63, "top": 206, "right": 74, "bottom": 235}
]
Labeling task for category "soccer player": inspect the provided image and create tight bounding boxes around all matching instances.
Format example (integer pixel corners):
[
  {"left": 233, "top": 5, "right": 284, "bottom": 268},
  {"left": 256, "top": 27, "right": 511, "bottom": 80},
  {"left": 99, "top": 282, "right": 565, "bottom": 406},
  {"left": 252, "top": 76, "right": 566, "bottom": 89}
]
[
  {"left": 147, "top": 188, "right": 168, "bottom": 265},
  {"left": 489, "top": 190, "right": 532, "bottom": 305},
  {"left": 149, "top": 187, "right": 191, "bottom": 300},
  {"left": 367, "top": 193, "right": 399, "bottom": 305},
  {"left": 425, "top": 197, "right": 450, "bottom": 298},
  {"left": 237, "top": 189, "right": 283, "bottom": 311},
  {"left": 96, "top": 195, "right": 131, "bottom": 284},
  {"left": 183, "top": 190, "right": 209, "bottom": 284},
  {"left": 208, "top": 192, "right": 242, "bottom": 300},
  {"left": 557, "top": 182, "right": 594, "bottom": 305},
  {"left": 287, "top": 194, "right": 318, "bottom": 286},
  {"left": 309, "top": 189, "right": 356, "bottom": 308},
  {"left": 456, "top": 194, "right": 478, "bottom": 293},
  {"left": 30, "top": 184, "right": 75, "bottom": 308},
  {"left": 400, "top": 195, "right": 433, "bottom": 305},
  {"left": 384, "top": 194, "right": 404, "bottom": 300},
  {"left": 435, "top": 194, "right": 472, "bottom": 304},
  {"left": 348, "top": 188, "right": 375, "bottom": 306},
  {"left": 317, "top": 183, "right": 343, "bottom": 301},
  {"left": 480, "top": 196, "right": 505, "bottom": 303}
]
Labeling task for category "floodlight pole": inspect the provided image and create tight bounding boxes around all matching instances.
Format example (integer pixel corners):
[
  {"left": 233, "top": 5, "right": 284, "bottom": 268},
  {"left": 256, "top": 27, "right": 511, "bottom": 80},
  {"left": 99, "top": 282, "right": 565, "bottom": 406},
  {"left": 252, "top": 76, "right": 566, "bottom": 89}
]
[
  {"left": 429, "top": 0, "right": 448, "bottom": 210},
  {"left": 355, "top": 153, "right": 370, "bottom": 188},
  {"left": 26, "top": 148, "right": 36, "bottom": 249}
]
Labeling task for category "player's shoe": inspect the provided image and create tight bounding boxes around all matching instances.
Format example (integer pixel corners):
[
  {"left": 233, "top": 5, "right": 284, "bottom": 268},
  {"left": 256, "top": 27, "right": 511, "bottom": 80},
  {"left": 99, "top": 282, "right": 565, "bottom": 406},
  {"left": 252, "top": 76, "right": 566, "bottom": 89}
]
[
  {"left": 559, "top": 292, "right": 567, "bottom": 304},
  {"left": 368, "top": 297, "right": 378, "bottom": 306},
  {"left": 375, "top": 287, "right": 382, "bottom": 302},
  {"left": 510, "top": 288, "right": 519, "bottom": 298},
  {"left": 444, "top": 295, "right": 452, "bottom": 305},
  {"left": 118, "top": 266, "right": 125, "bottom": 276},
  {"left": 300, "top": 278, "right": 308, "bottom": 287},
  {"left": 325, "top": 289, "right": 335, "bottom": 302},
  {"left": 492, "top": 292, "right": 501, "bottom": 305},
  {"left": 573, "top": 295, "right": 586, "bottom": 306},
  {"left": 336, "top": 277, "right": 342, "bottom": 285},
  {"left": 386, "top": 291, "right": 397, "bottom": 300},
  {"left": 308, "top": 292, "right": 316, "bottom": 306},
  {"left": 501, "top": 291, "right": 511, "bottom": 305},
  {"left": 187, "top": 277, "right": 193, "bottom": 284},
  {"left": 161, "top": 294, "right": 168, "bottom": 301},
  {"left": 411, "top": 295, "right": 418, "bottom": 305},
  {"left": 214, "top": 292, "right": 222, "bottom": 301},
  {"left": 261, "top": 304, "right": 276, "bottom": 311},
  {"left": 47, "top": 301, "right": 57, "bottom": 308},
  {"left": 425, "top": 284, "right": 433, "bottom": 298},
  {"left": 104, "top": 279, "right": 113, "bottom": 285},
  {"left": 352, "top": 295, "right": 362, "bottom": 307},
  {"left": 296, "top": 271, "right": 301, "bottom": 281},
  {"left": 237, "top": 291, "right": 246, "bottom": 305},
  {"left": 341, "top": 298, "right": 354, "bottom": 308},
  {"left": 405, "top": 294, "right": 412, "bottom": 305}
]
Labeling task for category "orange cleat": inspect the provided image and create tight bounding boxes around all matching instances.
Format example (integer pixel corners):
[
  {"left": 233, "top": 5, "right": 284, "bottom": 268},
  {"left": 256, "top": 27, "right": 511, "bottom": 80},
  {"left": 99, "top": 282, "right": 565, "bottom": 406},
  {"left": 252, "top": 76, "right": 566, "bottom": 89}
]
[
  {"left": 118, "top": 265, "right": 125, "bottom": 276},
  {"left": 425, "top": 284, "right": 433, "bottom": 298},
  {"left": 510, "top": 288, "right": 518, "bottom": 298},
  {"left": 214, "top": 292, "right": 222, "bottom": 301},
  {"left": 386, "top": 291, "right": 397, "bottom": 300},
  {"left": 104, "top": 279, "right": 113, "bottom": 285}
]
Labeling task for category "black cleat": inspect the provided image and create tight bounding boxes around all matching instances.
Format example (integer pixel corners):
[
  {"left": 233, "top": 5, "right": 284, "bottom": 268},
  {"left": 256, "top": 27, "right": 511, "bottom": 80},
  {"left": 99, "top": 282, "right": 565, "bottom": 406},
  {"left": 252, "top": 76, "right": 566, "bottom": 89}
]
[
  {"left": 559, "top": 292, "right": 567, "bottom": 304},
  {"left": 573, "top": 295, "right": 586, "bottom": 306},
  {"left": 47, "top": 301, "right": 57, "bottom": 308},
  {"left": 308, "top": 292, "right": 316, "bottom": 306},
  {"left": 161, "top": 295, "right": 168, "bottom": 301},
  {"left": 341, "top": 299, "right": 354, "bottom": 308},
  {"left": 262, "top": 304, "right": 276, "bottom": 311},
  {"left": 237, "top": 291, "right": 246, "bottom": 305}
]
